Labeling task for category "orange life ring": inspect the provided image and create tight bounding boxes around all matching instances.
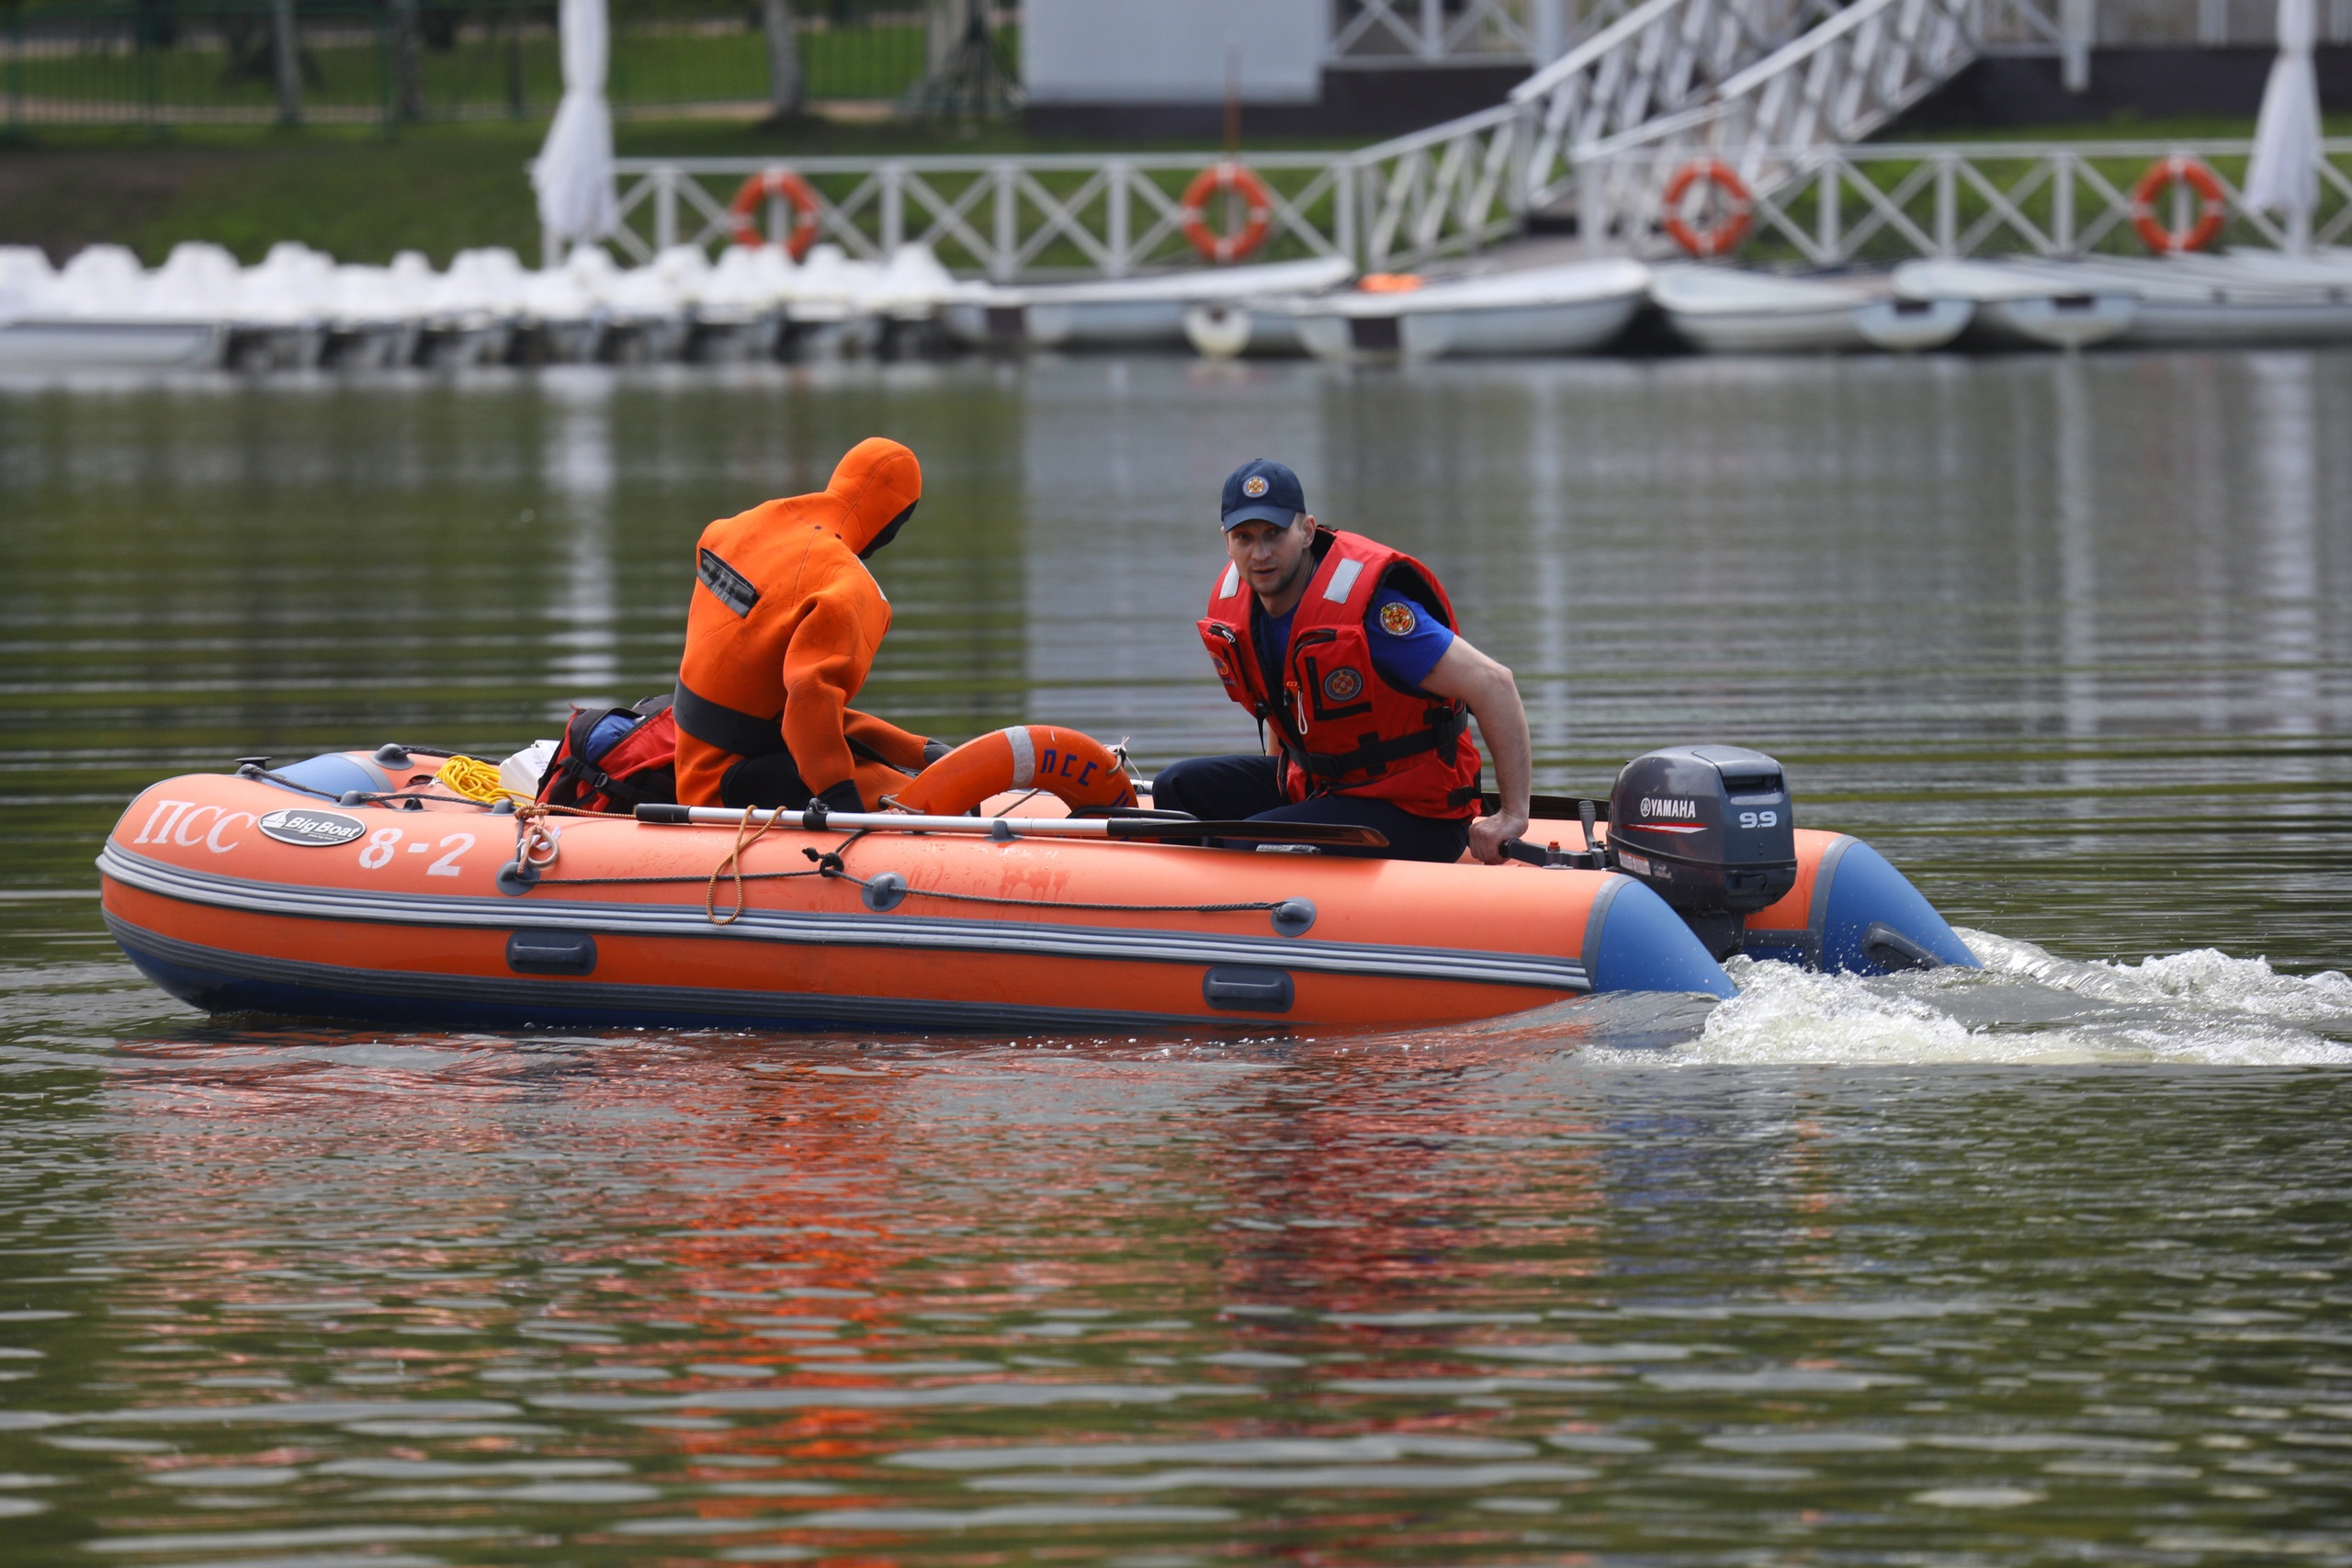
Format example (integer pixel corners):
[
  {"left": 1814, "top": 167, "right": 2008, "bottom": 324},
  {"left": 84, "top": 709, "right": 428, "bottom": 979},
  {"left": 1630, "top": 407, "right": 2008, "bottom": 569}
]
[
  {"left": 1661, "top": 160, "right": 1754, "bottom": 258},
  {"left": 889, "top": 727, "right": 1138, "bottom": 817},
  {"left": 1180, "top": 163, "right": 1273, "bottom": 265},
  {"left": 2131, "top": 156, "right": 2227, "bottom": 255},
  {"left": 729, "top": 169, "right": 822, "bottom": 260}
]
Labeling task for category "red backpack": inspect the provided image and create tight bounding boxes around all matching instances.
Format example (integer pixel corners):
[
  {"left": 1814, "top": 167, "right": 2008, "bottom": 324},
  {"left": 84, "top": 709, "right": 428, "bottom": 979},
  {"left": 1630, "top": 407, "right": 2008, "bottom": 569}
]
[{"left": 537, "top": 694, "right": 679, "bottom": 814}]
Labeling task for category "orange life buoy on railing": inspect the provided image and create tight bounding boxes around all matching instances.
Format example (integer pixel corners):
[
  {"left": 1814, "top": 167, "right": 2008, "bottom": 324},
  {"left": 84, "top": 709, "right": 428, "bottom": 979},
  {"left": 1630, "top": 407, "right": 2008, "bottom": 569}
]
[
  {"left": 1180, "top": 163, "right": 1274, "bottom": 265},
  {"left": 729, "top": 169, "right": 823, "bottom": 259},
  {"left": 2131, "top": 155, "right": 2228, "bottom": 255},
  {"left": 1662, "top": 159, "right": 1754, "bottom": 258},
  {"left": 888, "top": 727, "right": 1138, "bottom": 818}
]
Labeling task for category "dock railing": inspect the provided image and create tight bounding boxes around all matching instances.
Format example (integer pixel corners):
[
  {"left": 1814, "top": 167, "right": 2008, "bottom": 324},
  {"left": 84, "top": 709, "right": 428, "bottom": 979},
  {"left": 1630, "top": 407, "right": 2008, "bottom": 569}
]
[
  {"left": 602, "top": 137, "right": 2352, "bottom": 276},
  {"left": 1578, "top": 139, "right": 2352, "bottom": 263},
  {"left": 604, "top": 152, "right": 1361, "bottom": 275}
]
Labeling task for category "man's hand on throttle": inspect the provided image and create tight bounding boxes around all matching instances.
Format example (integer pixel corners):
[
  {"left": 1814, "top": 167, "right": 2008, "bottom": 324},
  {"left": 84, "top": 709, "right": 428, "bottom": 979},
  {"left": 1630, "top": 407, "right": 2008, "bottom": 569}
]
[{"left": 1467, "top": 809, "right": 1530, "bottom": 866}]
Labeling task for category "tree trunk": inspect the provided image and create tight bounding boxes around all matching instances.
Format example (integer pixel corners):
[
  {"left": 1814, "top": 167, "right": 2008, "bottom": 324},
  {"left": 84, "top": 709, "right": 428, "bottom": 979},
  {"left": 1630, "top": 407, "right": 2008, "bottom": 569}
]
[
  {"left": 271, "top": 0, "right": 302, "bottom": 123},
  {"left": 390, "top": 0, "right": 424, "bottom": 121},
  {"left": 763, "top": 0, "right": 802, "bottom": 118}
]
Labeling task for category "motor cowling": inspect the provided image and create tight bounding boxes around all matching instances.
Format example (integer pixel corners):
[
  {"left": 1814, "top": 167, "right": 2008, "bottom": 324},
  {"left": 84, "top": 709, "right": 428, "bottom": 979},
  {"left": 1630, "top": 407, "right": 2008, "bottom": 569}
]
[{"left": 1607, "top": 745, "right": 1797, "bottom": 959}]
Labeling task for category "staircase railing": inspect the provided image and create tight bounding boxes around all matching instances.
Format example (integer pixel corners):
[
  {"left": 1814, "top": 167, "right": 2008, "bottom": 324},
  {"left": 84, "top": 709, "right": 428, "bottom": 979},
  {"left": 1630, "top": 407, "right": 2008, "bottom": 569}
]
[
  {"left": 1344, "top": 103, "right": 1534, "bottom": 270},
  {"left": 1573, "top": 0, "right": 1985, "bottom": 252},
  {"left": 1510, "top": 0, "right": 1841, "bottom": 209}
]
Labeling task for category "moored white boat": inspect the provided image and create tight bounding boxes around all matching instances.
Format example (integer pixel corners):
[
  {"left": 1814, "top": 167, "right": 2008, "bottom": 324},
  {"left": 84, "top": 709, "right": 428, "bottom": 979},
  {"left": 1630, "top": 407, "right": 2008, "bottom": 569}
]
[
  {"left": 1652, "top": 265, "right": 1972, "bottom": 354},
  {"left": 2031, "top": 252, "right": 2352, "bottom": 347},
  {"left": 0, "top": 243, "right": 229, "bottom": 372},
  {"left": 942, "top": 256, "right": 1354, "bottom": 352},
  {"left": 1894, "top": 258, "right": 2138, "bottom": 351},
  {"left": 1285, "top": 259, "right": 1651, "bottom": 363}
]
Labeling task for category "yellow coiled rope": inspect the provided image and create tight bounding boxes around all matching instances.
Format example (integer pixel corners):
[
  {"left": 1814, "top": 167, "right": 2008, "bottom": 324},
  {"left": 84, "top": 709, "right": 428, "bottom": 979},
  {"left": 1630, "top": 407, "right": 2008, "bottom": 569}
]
[{"left": 435, "top": 754, "right": 533, "bottom": 806}]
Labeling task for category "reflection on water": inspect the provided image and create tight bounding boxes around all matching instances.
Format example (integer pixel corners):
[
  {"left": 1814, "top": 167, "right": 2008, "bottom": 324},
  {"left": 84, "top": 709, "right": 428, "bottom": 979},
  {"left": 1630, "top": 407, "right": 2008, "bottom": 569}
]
[
  {"left": 1, "top": 353, "right": 2349, "bottom": 1561},
  {"left": 0, "top": 1030, "right": 2344, "bottom": 1563}
]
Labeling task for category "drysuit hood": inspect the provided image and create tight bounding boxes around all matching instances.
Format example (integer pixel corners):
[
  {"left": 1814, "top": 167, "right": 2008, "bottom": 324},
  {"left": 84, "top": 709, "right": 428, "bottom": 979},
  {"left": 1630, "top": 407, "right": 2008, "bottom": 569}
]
[{"left": 825, "top": 437, "right": 923, "bottom": 558}]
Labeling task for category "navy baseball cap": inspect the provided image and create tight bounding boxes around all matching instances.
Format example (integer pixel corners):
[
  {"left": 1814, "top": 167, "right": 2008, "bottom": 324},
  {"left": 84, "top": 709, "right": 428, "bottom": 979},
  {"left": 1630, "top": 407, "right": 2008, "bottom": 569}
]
[{"left": 1219, "top": 458, "right": 1306, "bottom": 531}]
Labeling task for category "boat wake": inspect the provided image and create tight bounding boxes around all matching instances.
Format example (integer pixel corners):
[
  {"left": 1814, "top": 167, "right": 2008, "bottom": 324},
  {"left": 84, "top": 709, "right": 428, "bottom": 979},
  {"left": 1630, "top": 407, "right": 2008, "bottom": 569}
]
[{"left": 1586, "top": 930, "right": 2352, "bottom": 1066}]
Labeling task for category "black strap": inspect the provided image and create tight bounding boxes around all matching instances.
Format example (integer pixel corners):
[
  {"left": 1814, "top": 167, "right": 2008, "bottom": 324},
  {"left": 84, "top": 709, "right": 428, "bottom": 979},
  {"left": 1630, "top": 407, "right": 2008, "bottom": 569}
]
[
  {"left": 673, "top": 679, "right": 790, "bottom": 759},
  {"left": 1285, "top": 705, "right": 1469, "bottom": 782}
]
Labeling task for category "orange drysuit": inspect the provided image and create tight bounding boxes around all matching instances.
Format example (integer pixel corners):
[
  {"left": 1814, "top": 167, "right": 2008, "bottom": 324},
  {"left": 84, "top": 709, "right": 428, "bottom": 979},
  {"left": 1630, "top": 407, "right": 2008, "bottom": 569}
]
[{"left": 673, "top": 438, "right": 933, "bottom": 809}]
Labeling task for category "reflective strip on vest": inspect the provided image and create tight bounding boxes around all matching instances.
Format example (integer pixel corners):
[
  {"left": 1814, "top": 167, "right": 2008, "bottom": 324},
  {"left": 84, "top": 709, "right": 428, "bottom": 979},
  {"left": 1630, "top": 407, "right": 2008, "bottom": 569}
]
[
  {"left": 1217, "top": 563, "right": 1240, "bottom": 600},
  {"left": 673, "top": 680, "right": 789, "bottom": 759},
  {"left": 1321, "top": 557, "right": 1365, "bottom": 604},
  {"left": 697, "top": 549, "right": 760, "bottom": 619}
]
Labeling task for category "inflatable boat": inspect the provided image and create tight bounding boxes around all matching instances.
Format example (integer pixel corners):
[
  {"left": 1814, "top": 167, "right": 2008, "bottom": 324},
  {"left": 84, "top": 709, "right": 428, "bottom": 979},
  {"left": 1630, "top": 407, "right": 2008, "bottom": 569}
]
[{"left": 96, "top": 734, "right": 1975, "bottom": 1034}]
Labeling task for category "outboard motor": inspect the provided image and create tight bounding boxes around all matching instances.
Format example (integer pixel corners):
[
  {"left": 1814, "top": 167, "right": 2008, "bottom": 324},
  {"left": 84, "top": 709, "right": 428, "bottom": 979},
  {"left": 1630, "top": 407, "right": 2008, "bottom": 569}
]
[
  {"left": 1595, "top": 743, "right": 1981, "bottom": 976},
  {"left": 1607, "top": 745, "right": 1798, "bottom": 961}
]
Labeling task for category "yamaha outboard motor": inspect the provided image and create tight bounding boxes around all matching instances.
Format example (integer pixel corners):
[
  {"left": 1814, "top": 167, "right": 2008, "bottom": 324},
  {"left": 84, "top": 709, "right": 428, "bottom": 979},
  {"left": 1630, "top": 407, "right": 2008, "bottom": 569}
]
[
  {"left": 1600, "top": 744, "right": 1980, "bottom": 976},
  {"left": 1607, "top": 746, "right": 1797, "bottom": 960}
]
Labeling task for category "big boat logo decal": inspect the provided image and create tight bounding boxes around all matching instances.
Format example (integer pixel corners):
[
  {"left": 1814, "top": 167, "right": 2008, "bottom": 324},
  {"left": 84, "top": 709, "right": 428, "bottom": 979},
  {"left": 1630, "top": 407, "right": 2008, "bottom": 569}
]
[{"left": 256, "top": 807, "right": 368, "bottom": 848}]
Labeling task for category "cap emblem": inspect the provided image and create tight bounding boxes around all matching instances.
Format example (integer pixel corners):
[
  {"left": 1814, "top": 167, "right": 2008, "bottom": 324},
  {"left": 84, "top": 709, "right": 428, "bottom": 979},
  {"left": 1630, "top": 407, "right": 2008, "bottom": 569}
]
[
  {"left": 1321, "top": 666, "right": 1364, "bottom": 704},
  {"left": 1241, "top": 475, "right": 1270, "bottom": 498},
  {"left": 1379, "top": 602, "right": 1419, "bottom": 637}
]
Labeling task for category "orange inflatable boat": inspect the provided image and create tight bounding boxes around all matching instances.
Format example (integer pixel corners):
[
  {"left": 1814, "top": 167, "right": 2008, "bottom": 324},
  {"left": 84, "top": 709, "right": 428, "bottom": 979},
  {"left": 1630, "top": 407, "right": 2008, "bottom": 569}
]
[{"left": 97, "top": 734, "right": 1974, "bottom": 1033}]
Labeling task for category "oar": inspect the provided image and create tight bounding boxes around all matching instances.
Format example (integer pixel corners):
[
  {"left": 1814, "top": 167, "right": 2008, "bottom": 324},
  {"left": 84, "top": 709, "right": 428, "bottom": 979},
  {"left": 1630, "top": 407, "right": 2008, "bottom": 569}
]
[{"left": 634, "top": 803, "right": 1385, "bottom": 850}]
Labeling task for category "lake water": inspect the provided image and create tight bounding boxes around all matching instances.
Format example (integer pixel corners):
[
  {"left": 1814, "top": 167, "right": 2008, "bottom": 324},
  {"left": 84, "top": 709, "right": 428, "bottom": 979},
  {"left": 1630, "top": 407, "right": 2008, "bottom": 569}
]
[{"left": 2, "top": 354, "right": 2348, "bottom": 1565}]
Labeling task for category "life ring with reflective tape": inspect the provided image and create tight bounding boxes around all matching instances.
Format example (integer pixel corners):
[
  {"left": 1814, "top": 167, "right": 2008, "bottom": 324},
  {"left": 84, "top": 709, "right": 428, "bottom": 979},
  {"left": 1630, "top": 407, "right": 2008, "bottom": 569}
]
[
  {"left": 2131, "top": 156, "right": 2227, "bottom": 255},
  {"left": 1662, "top": 159, "right": 1753, "bottom": 258},
  {"left": 1181, "top": 163, "right": 1274, "bottom": 265},
  {"left": 890, "top": 727, "right": 1138, "bottom": 816},
  {"left": 729, "top": 169, "right": 822, "bottom": 259}
]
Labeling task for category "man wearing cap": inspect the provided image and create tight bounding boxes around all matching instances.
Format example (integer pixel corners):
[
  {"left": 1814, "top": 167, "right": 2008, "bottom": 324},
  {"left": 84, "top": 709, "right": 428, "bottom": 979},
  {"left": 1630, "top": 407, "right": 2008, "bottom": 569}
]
[{"left": 1155, "top": 459, "right": 1532, "bottom": 864}]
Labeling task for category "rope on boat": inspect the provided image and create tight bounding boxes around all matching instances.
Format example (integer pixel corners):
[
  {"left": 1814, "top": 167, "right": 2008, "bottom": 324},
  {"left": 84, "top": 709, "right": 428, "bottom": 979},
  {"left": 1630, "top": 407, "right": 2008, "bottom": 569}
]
[
  {"left": 434, "top": 753, "right": 532, "bottom": 805},
  {"left": 527, "top": 827, "right": 1284, "bottom": 921}
]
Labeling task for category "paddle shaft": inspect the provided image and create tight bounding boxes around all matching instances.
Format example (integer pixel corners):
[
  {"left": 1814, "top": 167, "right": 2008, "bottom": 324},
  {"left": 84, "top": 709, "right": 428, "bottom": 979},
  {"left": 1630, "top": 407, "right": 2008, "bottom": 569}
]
[{"left": 634, "top": 803, "right": 1386, "bottom": 850}]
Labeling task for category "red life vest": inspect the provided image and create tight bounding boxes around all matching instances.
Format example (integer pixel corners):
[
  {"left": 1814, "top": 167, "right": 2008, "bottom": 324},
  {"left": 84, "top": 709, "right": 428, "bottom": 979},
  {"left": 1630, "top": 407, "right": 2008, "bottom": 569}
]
[
  {"left": 537, "top": 694, "right": 680, "bottom": 815},
  {"left": 1195, "top": 528, "right": 1484, "bottom": 820}
]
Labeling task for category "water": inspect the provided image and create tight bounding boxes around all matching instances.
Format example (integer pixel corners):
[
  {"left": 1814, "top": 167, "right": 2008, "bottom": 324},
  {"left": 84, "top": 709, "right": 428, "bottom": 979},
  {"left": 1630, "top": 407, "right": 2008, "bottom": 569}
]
[{"left": 2, "top": 353, "right": 2348, "bottom": 1564}]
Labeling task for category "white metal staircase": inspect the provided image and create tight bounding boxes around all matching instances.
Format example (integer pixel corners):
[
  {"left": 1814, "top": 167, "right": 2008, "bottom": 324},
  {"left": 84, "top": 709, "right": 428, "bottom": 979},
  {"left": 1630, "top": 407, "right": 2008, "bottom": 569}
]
[
  {"left": 1513, "top": 0, "right": 1842, "bottom": 207},
  {"left": 1573, "top": 0, "right": 1984, "bottom": 251}
]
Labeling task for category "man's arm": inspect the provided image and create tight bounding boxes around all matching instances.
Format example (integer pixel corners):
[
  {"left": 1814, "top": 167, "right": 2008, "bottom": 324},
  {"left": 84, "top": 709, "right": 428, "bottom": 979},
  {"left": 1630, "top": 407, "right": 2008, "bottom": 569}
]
[
  {"left": 778, "top": 596, "right": 873, "bottom": 809},
  {"left": 1417, "top": 636, "right": 1531, "bottom": 865},
  {"left": 844, "top": 710, "right": 945, "bottom": 772}
]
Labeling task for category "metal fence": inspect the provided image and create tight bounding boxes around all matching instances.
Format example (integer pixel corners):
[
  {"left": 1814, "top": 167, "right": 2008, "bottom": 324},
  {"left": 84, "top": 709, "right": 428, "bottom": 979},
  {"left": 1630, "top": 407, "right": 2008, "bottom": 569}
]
[
  {"left": 1588, "top": 139, "right": 2352, "bottom": 263},
  {"left": 605, "top": 138, "right": 2352, "bottom": 275},
  {"left": 0, "top": 0, "right": 1008, "bottom": 128},
  {"left": 607, "top": 152, "right": 1360, "bottom": 273}
]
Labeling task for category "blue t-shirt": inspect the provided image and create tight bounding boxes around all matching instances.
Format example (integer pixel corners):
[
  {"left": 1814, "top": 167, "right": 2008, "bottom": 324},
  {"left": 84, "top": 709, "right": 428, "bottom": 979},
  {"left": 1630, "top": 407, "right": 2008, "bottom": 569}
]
[{"left": 1253, "top": 587, "right": 1455, "bottom": 702}]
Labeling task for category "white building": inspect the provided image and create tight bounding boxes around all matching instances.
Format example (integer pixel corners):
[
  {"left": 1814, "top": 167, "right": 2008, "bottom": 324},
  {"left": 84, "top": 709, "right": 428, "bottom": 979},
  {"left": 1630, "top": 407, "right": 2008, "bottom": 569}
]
[{"left": 1021, "top": 0, "right": 1572, "bottom": 135}]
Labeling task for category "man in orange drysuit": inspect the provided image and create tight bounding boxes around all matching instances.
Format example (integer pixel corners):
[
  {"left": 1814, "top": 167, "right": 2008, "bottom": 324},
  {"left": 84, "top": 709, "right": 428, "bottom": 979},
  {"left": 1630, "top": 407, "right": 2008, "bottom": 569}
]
[{"left": 673, "top": 437, "right": 951, "bottom": 811}]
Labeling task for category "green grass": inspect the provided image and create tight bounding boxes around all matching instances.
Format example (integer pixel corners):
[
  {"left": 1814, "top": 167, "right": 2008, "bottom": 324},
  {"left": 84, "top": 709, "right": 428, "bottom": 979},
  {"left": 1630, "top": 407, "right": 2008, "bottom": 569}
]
[
  {"left": 0, "top": 21, "right": 935, "bottom": 118},
  {"left": 1885, "top": 111, "right": 2352, "bottom": 141},
  {"left": 0, "top": 117, "right": 1365, "bottom": 266}
]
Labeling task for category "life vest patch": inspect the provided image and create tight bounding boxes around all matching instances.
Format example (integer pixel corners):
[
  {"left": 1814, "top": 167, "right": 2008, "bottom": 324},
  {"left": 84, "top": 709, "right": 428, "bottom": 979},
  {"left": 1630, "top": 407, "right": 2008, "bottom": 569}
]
[
  {"left": 1379, "top": 600, "right": 1419, "bottom": 637},
  {"left": 1321, "top": 666, "right": 1365, "bottom": 704},
  {"left": 698, "top": 548, "right": 760, "bottom": 619}
]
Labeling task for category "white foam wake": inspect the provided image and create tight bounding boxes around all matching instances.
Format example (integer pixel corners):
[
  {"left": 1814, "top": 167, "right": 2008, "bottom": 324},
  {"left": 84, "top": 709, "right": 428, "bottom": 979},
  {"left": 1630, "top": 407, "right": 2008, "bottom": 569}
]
[{"left": 1589, "top": 931, "right": 2352, "bottom": 1066}]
